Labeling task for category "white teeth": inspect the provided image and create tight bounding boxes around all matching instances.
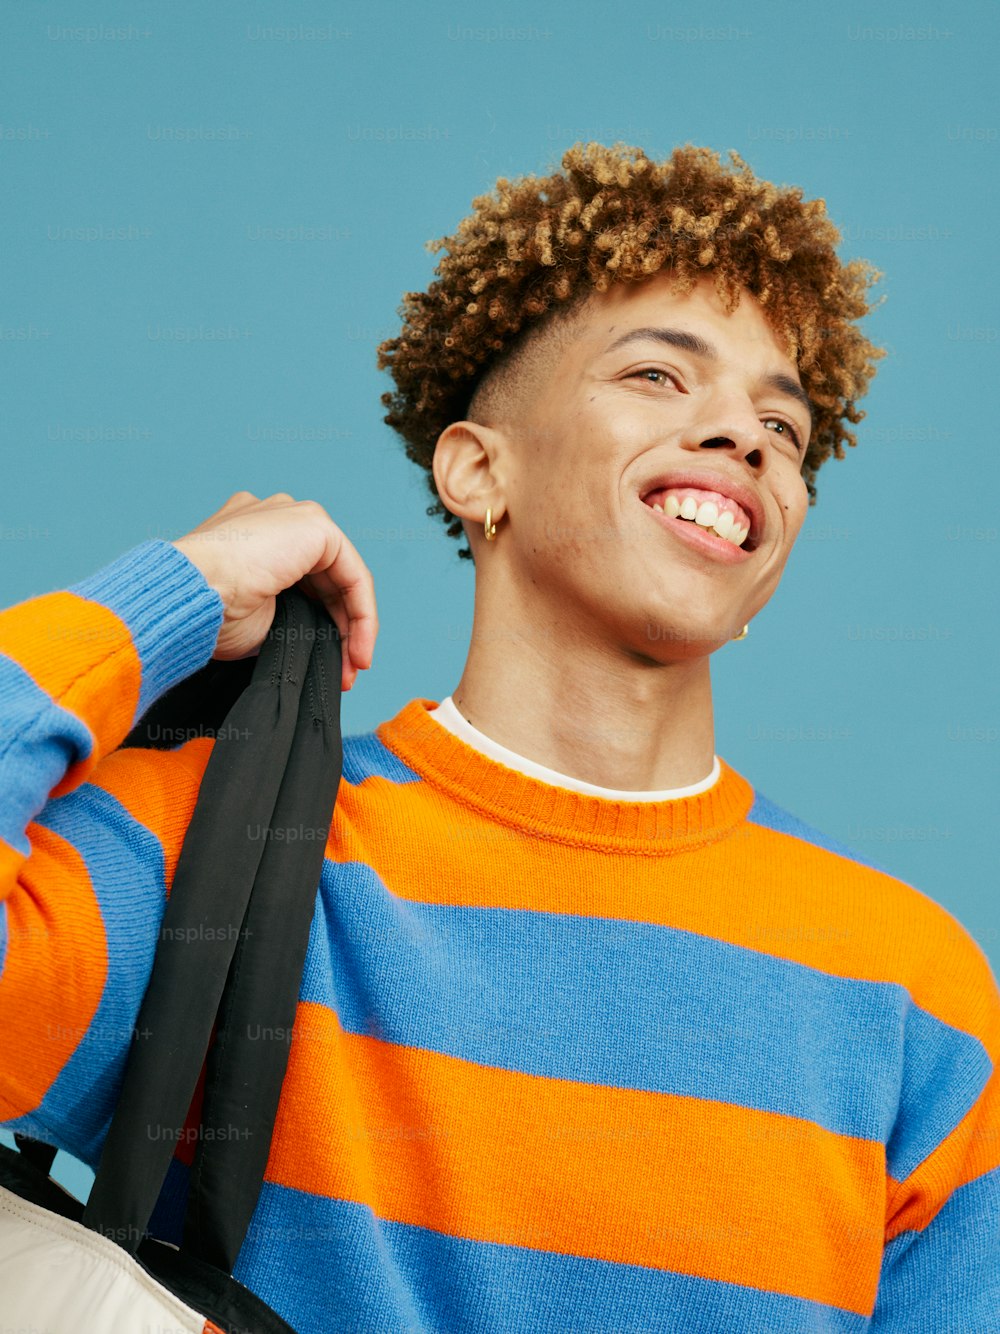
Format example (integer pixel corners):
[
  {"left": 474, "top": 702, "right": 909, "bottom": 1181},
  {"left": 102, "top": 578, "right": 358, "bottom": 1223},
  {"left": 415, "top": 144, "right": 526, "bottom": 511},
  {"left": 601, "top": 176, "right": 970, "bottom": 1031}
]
[
  {"left": 713, "top": 509, "right": 735, "bottom": 539},
  {"left": 646, "top": 490, "right": 754, "bottom": 549}
]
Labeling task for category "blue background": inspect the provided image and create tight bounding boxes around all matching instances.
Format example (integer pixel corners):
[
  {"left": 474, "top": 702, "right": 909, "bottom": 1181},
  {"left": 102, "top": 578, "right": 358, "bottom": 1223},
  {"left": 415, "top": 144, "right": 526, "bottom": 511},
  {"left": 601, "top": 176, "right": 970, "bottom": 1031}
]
[{"left": 2, "top": 0, "right": 997, "bottom": 1204}]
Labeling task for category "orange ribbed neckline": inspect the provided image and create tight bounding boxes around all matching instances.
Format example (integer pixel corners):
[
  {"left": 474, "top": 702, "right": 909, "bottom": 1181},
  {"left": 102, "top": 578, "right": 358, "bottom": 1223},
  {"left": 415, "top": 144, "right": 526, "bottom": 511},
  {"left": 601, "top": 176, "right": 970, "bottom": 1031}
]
[{"left": 375, "top": 698, "right": 756, "bottom": 854}]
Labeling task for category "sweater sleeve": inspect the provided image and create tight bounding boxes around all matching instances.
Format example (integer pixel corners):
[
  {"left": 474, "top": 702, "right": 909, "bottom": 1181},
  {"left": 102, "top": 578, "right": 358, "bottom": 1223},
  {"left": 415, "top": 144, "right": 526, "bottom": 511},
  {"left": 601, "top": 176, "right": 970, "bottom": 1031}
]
[
  {"left": 871, "top": 921, "right": 1000, "bottom": 1329},
  {"left": 0, "top": 539, "right": 224, "bottom": 1166}
]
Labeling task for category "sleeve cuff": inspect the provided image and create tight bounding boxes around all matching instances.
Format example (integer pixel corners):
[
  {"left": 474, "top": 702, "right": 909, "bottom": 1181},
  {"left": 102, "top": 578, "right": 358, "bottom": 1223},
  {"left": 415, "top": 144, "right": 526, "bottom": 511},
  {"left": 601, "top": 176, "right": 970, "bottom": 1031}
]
[{"left": 68, "top": 539, "right": 224, "bottom": 722}]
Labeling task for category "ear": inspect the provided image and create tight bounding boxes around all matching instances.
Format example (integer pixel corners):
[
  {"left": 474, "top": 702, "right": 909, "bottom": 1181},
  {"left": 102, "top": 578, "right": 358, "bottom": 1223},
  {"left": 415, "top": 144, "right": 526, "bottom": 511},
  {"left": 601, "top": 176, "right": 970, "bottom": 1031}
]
[{"left": 432, "top": 419, "right": 508, "bottom": 527}]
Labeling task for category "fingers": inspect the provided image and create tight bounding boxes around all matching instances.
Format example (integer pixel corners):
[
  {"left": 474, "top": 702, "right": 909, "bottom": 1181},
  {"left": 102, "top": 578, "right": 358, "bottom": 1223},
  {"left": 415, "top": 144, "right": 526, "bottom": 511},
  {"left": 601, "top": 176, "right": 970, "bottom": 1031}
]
[
  {"left": 179, "top": 490, "right": 378, "bottom": 689},
  {"left": 303, "top": 525, "right": 379, "bottom": 691},
  {"left": 217, "top": 490, "right": 261, "bottom": 513}
]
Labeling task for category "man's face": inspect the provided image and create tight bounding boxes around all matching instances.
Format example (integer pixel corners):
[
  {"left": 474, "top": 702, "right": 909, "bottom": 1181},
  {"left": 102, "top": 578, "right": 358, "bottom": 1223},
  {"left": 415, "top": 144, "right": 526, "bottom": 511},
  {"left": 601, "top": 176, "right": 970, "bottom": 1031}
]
[{"left": 491, "top": 269, "right": 813, "bottom": 661}]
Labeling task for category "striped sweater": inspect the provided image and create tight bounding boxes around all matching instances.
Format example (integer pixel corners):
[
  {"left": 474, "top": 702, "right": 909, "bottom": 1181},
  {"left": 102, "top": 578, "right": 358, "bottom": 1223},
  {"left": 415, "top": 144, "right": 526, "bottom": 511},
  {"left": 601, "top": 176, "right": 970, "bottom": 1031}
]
[{"left": 1, "top": 538, "right": 998, "bottom": 1332}]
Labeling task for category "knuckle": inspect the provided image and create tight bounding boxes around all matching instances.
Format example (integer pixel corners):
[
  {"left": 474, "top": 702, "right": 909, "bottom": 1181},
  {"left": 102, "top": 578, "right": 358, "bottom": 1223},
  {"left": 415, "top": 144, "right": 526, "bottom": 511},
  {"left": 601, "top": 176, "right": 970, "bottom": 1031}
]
[{"left": 299, "top": 498, "right": 330, "bottom": 521}]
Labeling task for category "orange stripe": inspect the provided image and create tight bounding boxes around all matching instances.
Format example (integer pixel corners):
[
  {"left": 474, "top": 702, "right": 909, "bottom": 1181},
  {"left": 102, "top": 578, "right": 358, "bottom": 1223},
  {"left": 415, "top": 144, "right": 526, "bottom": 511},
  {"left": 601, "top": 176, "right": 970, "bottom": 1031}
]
[
  {"left": 86, "top": 742, "right": 222, "bottom": 1174},
  {"left": 0, "top": 591, "right": 141, "bottom": 794},
  {"left": 0, "top": 837, "right": 22, "bottom": 911},
  {"left": 331, "top": 777, "right": 1000, "bottom": 1065},
  {"left": 264, "top": 1001, "right": 884, "bottom": 1315},
  {"left": 886, "top": 1060, "right": 1000, "bottom": 1240},
  {"left": 90, "top": 737, "right": 214, "bottom": 893},
  {"left": 0, "top": 828, "right": 106, "bottom": 1119}
]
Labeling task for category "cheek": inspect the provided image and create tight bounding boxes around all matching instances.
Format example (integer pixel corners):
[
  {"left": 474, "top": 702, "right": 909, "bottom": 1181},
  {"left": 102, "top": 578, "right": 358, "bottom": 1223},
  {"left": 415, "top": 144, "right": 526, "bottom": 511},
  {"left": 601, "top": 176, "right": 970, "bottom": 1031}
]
[
  {"left": 790, "top": 496, "right": 811, "bottom": 542},
  {"left": 540, "top": 488, "right": 598, "bottom": 557},
  {"left": 510, "top": 412, "right": 624, "bottom": 553},
  {"left": 527, "top": 479, "right": 619, "bottom": 565},
  {"left": 509, "top": 467, "right": 577, "bottom": 555},
  {"left": 780, "top": 476, "right": 810, "bottom": 538}
]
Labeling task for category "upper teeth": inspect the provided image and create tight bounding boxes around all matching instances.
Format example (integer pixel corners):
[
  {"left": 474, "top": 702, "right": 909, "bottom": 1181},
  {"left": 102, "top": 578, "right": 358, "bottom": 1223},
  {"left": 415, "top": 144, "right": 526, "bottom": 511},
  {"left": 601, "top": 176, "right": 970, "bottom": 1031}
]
[{"left": 649, "top": 491, "right": 750, "bottom": 547}]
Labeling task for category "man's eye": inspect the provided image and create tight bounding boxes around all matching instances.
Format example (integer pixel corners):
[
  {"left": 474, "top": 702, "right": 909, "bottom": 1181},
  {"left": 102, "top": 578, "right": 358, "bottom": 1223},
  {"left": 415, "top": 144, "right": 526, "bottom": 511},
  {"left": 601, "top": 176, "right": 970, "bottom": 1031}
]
[
  {"left": 628, "top": 368, "right": 679, "bottom": 388},
  {"left": 763, "top": 417, "right": 804, "bottom": 450}
]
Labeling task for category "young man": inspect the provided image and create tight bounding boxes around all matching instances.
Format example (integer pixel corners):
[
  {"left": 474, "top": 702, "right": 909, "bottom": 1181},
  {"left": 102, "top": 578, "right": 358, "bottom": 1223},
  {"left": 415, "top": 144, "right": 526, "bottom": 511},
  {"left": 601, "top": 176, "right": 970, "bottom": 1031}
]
[{"left": 1, "top": 142, "right": 997, "bottom": 1330}]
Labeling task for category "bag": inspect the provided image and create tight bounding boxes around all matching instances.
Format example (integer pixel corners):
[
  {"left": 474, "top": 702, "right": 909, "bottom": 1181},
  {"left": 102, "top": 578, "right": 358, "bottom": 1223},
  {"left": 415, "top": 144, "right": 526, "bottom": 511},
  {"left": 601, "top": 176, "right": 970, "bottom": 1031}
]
[{"left": 0, "top": 586, "right": 344, "bottom": 1333}]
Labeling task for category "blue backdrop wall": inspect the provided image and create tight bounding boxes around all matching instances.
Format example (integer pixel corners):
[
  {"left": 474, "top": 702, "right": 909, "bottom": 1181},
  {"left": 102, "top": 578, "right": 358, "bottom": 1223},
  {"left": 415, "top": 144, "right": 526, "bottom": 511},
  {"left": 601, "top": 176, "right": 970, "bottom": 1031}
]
[{"left": 2, "top": 0, "right": 997, "bottom": 1205}]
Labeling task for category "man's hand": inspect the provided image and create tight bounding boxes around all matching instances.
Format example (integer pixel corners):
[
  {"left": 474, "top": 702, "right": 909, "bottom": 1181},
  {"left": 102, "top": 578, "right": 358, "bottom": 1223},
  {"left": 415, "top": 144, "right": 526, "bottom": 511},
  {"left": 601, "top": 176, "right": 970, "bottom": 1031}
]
[{"left": 172, "top": 491, "right": 378, "bottom": 691}]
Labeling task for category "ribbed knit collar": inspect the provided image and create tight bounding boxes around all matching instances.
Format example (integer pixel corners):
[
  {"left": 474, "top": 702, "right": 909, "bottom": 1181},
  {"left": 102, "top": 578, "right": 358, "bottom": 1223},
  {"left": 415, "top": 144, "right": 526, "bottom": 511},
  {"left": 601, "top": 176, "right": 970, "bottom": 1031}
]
[{"left": 376, "top": 698, "right": 755, "bottom": 853}]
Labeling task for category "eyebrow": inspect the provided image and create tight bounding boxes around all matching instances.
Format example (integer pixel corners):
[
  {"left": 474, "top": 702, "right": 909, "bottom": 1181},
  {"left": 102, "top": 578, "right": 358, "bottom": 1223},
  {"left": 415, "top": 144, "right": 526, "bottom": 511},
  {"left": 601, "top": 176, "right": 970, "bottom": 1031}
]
[{"left": 602, "top": 325, "right": 815, "bottom": 432}]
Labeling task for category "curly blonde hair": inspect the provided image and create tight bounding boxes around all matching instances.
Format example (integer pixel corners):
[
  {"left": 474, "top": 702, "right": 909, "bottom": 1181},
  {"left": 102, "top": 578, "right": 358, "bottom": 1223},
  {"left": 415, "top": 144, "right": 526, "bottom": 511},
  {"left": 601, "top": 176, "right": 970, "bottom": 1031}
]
[{"left": 376, "top": 140, "right": 886, "bottom": 561}]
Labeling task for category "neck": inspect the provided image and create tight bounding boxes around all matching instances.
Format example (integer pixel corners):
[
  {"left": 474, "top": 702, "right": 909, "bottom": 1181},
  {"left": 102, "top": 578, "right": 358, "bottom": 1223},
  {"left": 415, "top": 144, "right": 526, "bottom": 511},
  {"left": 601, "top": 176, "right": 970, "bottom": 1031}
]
[{"left": 451, "top": 572, "right": 717, "bottom": 792}]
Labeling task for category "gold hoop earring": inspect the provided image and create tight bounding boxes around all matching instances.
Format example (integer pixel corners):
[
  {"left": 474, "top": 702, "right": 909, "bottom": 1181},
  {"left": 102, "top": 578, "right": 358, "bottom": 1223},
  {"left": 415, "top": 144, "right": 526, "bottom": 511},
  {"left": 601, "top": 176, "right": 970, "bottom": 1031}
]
[
  {"left": 732, "top": 623, "right": 749, "bottom": 641},
  {"left": 484, "top": 507, "right": 497, "bottom": 541}
]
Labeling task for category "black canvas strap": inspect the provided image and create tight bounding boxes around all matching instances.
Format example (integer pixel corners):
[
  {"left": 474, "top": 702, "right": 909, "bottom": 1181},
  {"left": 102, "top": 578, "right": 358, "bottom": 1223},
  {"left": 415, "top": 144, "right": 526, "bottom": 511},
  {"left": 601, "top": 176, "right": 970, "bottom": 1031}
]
[
  {"left": 119, "top": 654, "right": 259, "bottom": 755},
  {"left": 82, "top": 588, "right": 342, "bottom": 1267},
  {"left": 12, "top": 1132, "right": 57, "bottom": 1177},
  {"left": 182, "top": 599, "right": 342, "bottom": 1271}
]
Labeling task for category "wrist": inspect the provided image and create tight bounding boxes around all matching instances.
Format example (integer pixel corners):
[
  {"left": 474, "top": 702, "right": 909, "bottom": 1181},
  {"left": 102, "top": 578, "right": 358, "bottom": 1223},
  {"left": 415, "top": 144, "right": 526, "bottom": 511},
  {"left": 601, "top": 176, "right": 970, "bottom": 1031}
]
[{"left": 171, "top": 538, "right": 221, "bottom": 600}]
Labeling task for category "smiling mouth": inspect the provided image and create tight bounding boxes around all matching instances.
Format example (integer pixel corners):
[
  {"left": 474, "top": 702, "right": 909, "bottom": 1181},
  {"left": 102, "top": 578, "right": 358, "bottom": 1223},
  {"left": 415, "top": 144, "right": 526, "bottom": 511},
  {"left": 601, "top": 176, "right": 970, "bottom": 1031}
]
[
  {"left": 641, "top": 494, "right": 760, "bottom": 554},
  {"left": 639, "top": 498, "right": 757, "bottom": 563}
]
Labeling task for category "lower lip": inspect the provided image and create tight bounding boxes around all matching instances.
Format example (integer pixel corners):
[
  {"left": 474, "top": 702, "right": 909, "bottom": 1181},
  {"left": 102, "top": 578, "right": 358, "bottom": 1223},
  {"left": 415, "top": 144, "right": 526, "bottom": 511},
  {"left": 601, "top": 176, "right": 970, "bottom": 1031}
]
[{"left": 640, "top": 499, "right": 754, "bottom": 564}]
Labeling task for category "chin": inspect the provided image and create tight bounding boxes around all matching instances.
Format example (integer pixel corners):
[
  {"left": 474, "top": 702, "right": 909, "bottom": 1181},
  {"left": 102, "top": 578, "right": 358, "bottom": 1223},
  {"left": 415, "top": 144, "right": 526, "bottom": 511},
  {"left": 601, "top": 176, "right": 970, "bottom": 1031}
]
[{"left": 637, "top": 614, "right": 734, "bottom": 660}]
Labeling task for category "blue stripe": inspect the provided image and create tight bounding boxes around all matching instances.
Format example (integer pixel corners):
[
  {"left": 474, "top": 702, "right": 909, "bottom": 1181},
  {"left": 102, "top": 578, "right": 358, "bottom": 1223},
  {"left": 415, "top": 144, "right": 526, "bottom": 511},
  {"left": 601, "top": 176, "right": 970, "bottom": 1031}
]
[
  {"left": 871, "top": 1164, "right": 1000, "bottom": 1330},
  {"left": 233, "top": 1179, "right": 871, "bottom": 1334},
  {"left": 746, "top": 790, "right": 994, "bottom": 1177},
  {"left": 299, "top": 858, "right": 986, "bottom": 1169},
  {"left": 342, "top": 730, "right": 423, "bottom": 787},
  {"left": 1, "top": 784, "right": 168, "bottom": 1164},
  {"left": 748, "top": 791, "right": 894, "bottom": 875},
  {"left": 890, "top": 1005, "right": 992, "bottom": 1182},
  {"left": 0, "top": 654, "right": 95, "bottom": 857}
]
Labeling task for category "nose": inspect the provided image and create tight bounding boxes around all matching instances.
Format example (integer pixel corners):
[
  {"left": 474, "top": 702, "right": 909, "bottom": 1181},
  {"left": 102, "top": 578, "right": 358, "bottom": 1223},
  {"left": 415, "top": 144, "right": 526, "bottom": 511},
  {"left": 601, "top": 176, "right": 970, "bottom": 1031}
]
[
  {"left": 691, "top": 401, "right": 773, "bottom": 471},
  {"left": 698, "top": 433, "right": 764, "bottom": 470}
]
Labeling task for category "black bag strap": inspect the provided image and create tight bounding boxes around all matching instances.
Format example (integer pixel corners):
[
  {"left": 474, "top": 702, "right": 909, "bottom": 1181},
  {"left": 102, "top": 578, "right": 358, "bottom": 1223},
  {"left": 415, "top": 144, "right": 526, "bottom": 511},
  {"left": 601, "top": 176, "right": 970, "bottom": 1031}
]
[
  {"left": 81, "top": 587, "right": 343, "bottom": 1266},
  {"left": 12, "top": 1132, "right": 57, "bottom": 1177},
  {"left": 182, "top": 596, "right": 342, "bottom": 1271}
]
